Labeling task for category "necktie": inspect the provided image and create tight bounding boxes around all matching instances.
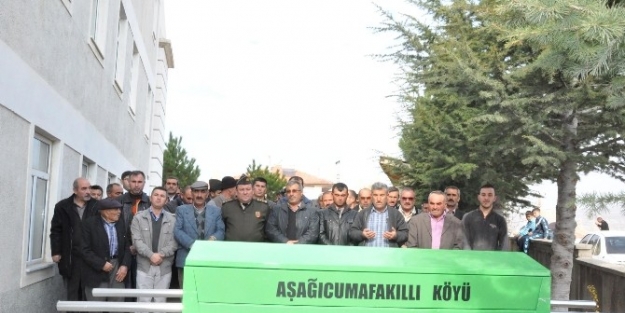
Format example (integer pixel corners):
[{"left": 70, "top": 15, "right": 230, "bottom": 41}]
[{"left": 107, "top": 223, "right": 117, "bottom": 258}]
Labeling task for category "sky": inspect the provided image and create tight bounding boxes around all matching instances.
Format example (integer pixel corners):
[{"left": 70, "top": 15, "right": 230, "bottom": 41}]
[
  {"left": 163, "top": 0, "right": 422, "bottom": 191},
  {"left": 163, "top": 0, "right": 624, "bottom": 231}
]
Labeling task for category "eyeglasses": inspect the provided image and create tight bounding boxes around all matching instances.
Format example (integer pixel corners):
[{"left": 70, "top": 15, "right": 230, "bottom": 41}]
[
  {"left": 402, "top": 197, "right": 415, "bottom": 201},
  {"left": 285, "top": 189, "right": 301, "bottom": 194}
]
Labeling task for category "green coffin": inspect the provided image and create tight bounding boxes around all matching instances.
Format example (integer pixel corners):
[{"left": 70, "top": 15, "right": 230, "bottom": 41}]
[{"left": 183, "top": 241, "right": 550, "bottom": 313}]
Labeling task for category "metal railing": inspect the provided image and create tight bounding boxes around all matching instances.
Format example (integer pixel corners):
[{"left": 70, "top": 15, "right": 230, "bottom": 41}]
[
  {"left": 56, "top": 301, "right": 182, "bottom": 312},
  {"left": 56, "top": 288, "right": 182, "bottom": 312},
  {"left": 56, "top": 289, "right": 598, "bottom": 312},
  {"left": 91, "top": 288, "right": 183, "bottom": 298}
]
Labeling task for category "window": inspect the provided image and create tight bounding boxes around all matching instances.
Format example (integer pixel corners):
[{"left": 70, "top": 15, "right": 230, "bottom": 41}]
[
  {"left": 82, "top": 156, "right": 95, "bottom": 182},
  {"left": 27, "top": 135, "right": 52, "bottom": 263},
  {"left": 81, "top": 162, "right": 89, "bottom": 178},
  {"left": 144, "top": 85, "right": 153, "bottom": 140},
  {"left": 89, "top": 0, "right": 110, "bottom": 60},
  {"left": 128, "top": 44, "right": 140, "bottom": 116},
  {"left": 107, "top": 173, "right": 116, "bottom": 186},
  {"left": 114, "top": 5, "right": 129, "bottom": 93}
]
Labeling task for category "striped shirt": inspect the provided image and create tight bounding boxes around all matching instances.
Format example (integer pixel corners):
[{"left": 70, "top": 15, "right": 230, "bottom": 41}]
[{"left": 366, "top": 207, "right": 389, "bottom": 247}]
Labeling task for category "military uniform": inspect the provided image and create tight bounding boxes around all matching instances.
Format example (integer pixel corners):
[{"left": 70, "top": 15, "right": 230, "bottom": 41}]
[{"left": 221, "top": 199, "right": 270, "bottom": 242}]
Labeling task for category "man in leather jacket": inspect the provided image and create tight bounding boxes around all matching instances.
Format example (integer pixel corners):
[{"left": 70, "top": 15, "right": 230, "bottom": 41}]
[{"left": 318, "top": 183, "right": 357, "bottom": 245}]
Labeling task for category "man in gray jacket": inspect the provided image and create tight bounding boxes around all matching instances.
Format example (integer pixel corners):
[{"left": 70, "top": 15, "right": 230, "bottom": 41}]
[{"left": 131, "top": 187, "right": 177, "bottom": 304}]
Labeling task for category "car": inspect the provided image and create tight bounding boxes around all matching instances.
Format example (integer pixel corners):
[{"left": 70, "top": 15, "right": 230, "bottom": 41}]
[{"left": 579, "top": 231, "right": 625, "bottom": 264}]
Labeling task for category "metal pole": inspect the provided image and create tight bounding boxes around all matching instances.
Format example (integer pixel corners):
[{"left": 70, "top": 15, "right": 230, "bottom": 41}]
[
  {"left": 91, "top": 288, "right": 183, "bottom": 298},
  {"left": 56, "top": 301, "right": 182, "bottom": 312},
  {"left": 550, "top": 300, "right": 597, "bottom": 309}
]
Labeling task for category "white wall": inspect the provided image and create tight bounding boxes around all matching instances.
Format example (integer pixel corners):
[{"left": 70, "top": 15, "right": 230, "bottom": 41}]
[{"left": 0, "top": 0, "right": 172, "bottom": 310}]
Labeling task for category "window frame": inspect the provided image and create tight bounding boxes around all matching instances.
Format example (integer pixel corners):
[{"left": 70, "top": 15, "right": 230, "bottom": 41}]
[
  {"left": 26, "top": 135, "right": 52, "bottom": 266},
  {"left": 88, "top": 0, "right": 110, "bottom": 63},
  {"left": 113, "top": 4, "right": 129, "bottom": 94}
]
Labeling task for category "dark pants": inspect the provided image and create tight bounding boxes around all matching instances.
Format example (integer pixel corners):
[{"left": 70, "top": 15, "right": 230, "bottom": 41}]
[
  {"left": 63, "top": 258, "right": 85, "bottom": 301},
  {"left": 124, "top": 255, "right": 137, "bottom": 302}
]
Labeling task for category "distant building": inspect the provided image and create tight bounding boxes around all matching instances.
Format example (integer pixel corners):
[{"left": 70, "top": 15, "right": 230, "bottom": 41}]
[
  {"left": 0, "top": 0, "right": 173, "bottom": 311},
  {"left": 271, "top": 166, "right": 333, "bottom": 199}
]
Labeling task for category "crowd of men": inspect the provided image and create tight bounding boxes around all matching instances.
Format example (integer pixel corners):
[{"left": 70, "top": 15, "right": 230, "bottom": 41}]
[{"left": 50, "top": 170, "right": 551, "bottom": 310}]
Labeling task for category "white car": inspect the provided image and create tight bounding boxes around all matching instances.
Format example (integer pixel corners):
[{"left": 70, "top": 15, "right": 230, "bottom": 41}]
[{"left": 579, "top": 231, "right": 625, "bottom": 264}]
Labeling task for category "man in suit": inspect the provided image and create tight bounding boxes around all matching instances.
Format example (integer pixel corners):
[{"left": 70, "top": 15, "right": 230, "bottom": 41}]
[
  {"left": 81, "top": 198, "right": 131, "bottom": 305},
  {"left": 406, "top": 191, "right": 464, "bottom": 249},
  {"left": 174, "top": 181, "right": 225, "bottom": 287}
]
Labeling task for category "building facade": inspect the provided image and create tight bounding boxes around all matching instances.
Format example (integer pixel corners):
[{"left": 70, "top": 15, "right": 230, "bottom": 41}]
[{"left": 0, "top": 0, "right": 173, "bottom": 311}]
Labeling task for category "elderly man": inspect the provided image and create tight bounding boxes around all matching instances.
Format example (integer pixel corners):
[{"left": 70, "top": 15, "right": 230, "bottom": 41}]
[
  {"left": 319, "top": 183, "right": 358, "bottom": 245},
  {"left": 208, "top": 176, "right": 237, "bottom": 208},
  {"left": 356, "top": 188, "right": 372, "bottom": 212},
  {"left": 106, "top": 183, "right": 124, "bottom": 199},
  {"left": 222, "top": 176, "right": 271, "bottom": 242},
  {"left": 131, "top": 187, "right": 178, "bottom": 304},
  {"left": 406, "top": 191, "right": 464, "bottom": 249},
  {"left": 50, "top": 177, "right": 99, "bottom": 301},
  {"left": 82, "top": 198, "right": 131, "bottom": 305},
  {"left": 174, "top": 181, "right": 224, "bottom": 287},
  {"left": 266, "top": 180, "right": 319, "bottom": 244},
  {"left": 398, "top": 187, "right": 419, "bottom": 222},
  {"left": 445, "top": 186, "right": 464, "bottom": 220},
  {"left": 349, "top": 182, "right": 408, "bottom": 247},
  {"left": 387, "top": 186, "right": 400, "bottom": 210}
]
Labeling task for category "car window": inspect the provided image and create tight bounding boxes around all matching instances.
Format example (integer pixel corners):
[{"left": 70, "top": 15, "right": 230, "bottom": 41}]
[
  {"left": 605, "top": 236, "right": 625, "bottom": 254},
  {"left": 588, "top": 235, "right": 599, "bottom": 246},
  {"left": 593, "top": 238, "right": 601, "bottom": 256},
  {"left": 580, "top": 234, "right": 592, "bottom": 244}
]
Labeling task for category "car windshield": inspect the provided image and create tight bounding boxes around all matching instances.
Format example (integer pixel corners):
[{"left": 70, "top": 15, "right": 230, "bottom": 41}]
[{"left": 605, "top": 236, "right": 625, "bottom": 254}]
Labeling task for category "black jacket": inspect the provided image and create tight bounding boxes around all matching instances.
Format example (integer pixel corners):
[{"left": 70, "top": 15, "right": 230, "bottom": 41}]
[
  {"left": 265, "top": 202, "right": 319, "bottom": 244},
  {"left": 349, "top": 207, "right": 409, "bottom": 247},
  {"left": 49, "top": 194, "right": 99, "bottom": 277},
  {"left": 318, "top": 205, "right": 357, "bottom": 245},
  {"left": 81, "top": 215, "right": 132, "bottom": 287},
  {"left": 164, "top": 196, "right": 184, "bottom": 214},
  {"left": 116, "top": 192, "right": 150, "bottom": 230}
]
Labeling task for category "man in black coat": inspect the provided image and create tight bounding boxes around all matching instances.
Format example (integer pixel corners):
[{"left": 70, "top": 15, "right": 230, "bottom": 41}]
[
  {"left": 50, "top": 177, "right": 99, "bottom": 301},
  {"left": 318, "top": 183, "right": 357, "bottom": 245},
  {"left": 82, "top": 198, "right": 131, "bottom": 303}
]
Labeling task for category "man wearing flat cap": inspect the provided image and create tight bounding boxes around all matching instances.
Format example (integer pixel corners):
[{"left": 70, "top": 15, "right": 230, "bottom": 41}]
[
  {"left": 222, "top": 176, "right": 271, "bottom": 242},
  {"left": 81, "top": 198, "right": 131, "bottom": 304},
  {"left": 174, "top": 181, "right": 224, "bottom": 287},
  {"left": 208, "top": 176, "right": 237, "bottom": 209}
]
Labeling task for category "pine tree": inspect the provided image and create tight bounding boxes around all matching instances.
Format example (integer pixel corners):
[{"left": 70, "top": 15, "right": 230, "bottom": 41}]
[
  {"left": 162, "top": 132, "right": 201, "bottom": 188},
  {"left": 493, "top": 0, "right": 625, "bottom": 300},
  {"left": 379, "top": 0, "right": 625, "bottom": 300},
  {"left": 376, "top": 0, "right": 538, "bottom": 210}
]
